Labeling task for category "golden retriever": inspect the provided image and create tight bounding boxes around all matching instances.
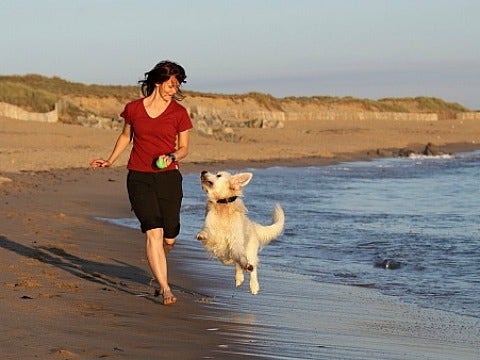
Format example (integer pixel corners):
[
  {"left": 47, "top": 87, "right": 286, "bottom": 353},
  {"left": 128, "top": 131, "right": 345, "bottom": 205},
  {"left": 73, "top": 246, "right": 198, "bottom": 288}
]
[{"left": 196, "top": 170, "right": 285, "bottom": 294}]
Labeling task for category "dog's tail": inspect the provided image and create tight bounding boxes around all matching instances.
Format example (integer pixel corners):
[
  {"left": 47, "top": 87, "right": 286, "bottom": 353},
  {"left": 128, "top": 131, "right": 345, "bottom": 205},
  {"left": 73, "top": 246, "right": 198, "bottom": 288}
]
[{"left": 256, "top": 203, "right": 285, "bottom": 246}]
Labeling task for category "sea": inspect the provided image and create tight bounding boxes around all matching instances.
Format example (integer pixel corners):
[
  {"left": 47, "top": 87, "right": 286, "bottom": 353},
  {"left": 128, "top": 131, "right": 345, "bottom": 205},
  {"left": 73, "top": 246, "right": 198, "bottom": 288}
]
[
  {"left": 102, "top": 150, "right": 480, "bottom": 358},
  {"left": 96, "top": 151, "right": 480, "bottom": 359}
]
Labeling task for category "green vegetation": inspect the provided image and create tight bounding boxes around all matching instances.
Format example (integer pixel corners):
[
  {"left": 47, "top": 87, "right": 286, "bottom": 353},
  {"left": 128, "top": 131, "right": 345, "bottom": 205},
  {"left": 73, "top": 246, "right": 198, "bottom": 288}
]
[
  {"left": 0, "top": 74, "right": 471, "bottom": 121},
  {"left": 0, "top": 74, "right": 139, "bottom": 121},
  {"left": 0, "top": 81, "right": 58, "bottom": 112},
  {"left": 0, "top": 74, "right": 138, "bottom": 98},
  {"left": 282, "top": 94, "right": 469, "bottom": 114}
]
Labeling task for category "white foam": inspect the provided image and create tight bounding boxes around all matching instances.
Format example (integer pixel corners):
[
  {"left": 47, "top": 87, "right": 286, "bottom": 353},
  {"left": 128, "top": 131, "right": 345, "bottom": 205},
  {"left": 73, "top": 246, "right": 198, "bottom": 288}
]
[{"left": 408, "top": 153, "right": 454, "bottom": 160}]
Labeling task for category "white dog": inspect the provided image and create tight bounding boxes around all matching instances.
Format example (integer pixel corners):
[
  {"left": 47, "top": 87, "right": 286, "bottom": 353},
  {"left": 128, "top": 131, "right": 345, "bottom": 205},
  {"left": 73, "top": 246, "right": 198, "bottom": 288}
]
[{"left": 196, "top": 170, "right": 285, "bottom": 294}]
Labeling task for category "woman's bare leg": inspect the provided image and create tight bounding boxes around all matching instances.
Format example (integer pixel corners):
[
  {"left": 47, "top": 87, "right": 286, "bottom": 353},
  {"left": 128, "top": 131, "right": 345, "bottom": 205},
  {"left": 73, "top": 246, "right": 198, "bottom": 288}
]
[
  {"left": 145, "top": 228, "right": 176, "bottom": 304},
  {"left": 163, "top": 237, "right": 176, "bottom": 256}
]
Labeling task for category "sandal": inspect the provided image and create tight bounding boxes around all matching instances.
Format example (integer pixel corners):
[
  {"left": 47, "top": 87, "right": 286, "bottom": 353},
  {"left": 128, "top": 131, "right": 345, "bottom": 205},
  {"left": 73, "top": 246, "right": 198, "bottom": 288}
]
[{"left": 160, "top": 288, "right": 177, "bottom": 306}]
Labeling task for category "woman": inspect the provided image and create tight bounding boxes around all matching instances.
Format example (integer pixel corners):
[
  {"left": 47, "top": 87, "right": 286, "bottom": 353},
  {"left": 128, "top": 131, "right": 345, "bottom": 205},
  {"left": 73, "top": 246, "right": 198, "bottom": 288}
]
[{"left": 90, "top": 60, "right": 193, "bottom": 305}]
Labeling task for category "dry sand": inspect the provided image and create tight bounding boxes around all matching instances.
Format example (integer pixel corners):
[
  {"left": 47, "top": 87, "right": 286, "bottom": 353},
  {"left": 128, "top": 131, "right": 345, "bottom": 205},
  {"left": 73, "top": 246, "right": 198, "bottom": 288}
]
[
  {"left": 1, "top": 115, "right": 479, "bottom": 359},
  {"left": 1, "top": 114, "right": 480, "bottom": 173}
]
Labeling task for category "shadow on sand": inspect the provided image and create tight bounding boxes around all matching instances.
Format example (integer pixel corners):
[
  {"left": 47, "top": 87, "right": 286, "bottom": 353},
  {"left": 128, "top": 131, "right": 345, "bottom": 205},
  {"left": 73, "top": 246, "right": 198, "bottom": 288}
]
[{"left": 0, "top": 235, "right": 162, "bottom": 301}]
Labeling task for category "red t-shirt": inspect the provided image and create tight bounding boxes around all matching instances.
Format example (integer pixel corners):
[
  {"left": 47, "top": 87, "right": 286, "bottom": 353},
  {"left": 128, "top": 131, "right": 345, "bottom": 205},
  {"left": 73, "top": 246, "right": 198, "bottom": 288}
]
[{"left": 120, "top": 98, "right": 193, "bottom": 172}]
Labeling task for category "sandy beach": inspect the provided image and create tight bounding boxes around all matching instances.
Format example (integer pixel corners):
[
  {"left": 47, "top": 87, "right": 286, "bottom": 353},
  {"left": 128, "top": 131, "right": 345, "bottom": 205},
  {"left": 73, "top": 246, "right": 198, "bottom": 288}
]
[{"left": 1, "top": 114, "right": 480, "bottom": 359}]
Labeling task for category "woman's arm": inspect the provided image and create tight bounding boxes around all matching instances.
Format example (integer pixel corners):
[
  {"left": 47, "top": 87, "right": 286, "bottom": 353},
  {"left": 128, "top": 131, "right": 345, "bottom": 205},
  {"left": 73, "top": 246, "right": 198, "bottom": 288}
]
[
  {"left": 158, "top": 129, "right": 190, "bottom": 167},
  {"left": 89, "top": 123, "right": 132, "bottom": 168},
  {"left": 173, "top": 129, "right": 190, "bottom": 161}
]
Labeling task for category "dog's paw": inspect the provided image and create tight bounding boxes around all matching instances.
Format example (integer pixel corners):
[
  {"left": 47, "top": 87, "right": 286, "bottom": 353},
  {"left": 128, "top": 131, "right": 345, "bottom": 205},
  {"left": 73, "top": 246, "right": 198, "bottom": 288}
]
[
  {"left": 235, "top": 267, "right": 244, "bottom": 287},
  {"left": 235, "top": 275, "right": 244, "bottom": 287},
  {"left": 250, "top": 280, "right": 259, "bottom": 295},
  {"left": 196, "top": 231, "right": 207, "bottom": 241}
]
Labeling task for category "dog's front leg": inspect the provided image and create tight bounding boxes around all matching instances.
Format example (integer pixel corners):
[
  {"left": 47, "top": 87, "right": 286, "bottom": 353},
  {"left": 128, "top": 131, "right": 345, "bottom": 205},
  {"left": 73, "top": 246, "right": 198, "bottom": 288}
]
[
  {"left": 196, "top": 228, "right": 209, "bottom": 242},
  {"left": 235, "top": 263, "right": 244, "bottom": 288}
]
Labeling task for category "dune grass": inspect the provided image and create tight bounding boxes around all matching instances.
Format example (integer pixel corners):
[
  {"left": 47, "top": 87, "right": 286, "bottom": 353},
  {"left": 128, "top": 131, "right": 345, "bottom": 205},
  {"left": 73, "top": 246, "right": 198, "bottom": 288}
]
[{"left": 0, "top": 74, "right": 470, "bottom": 119}]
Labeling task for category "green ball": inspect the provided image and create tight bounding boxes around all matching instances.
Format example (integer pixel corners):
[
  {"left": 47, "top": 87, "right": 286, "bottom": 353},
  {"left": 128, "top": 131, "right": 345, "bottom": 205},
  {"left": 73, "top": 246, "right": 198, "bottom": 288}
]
[{"left": 156, "top": 158, "right": 166, "bottom": 169}]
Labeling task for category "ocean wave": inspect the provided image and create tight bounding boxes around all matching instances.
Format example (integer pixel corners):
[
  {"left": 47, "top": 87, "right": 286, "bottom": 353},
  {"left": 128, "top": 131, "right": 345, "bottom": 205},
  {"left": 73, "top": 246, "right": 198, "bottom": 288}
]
[{"left": 408, "top": 153, "right": 454, "bottom": 160}]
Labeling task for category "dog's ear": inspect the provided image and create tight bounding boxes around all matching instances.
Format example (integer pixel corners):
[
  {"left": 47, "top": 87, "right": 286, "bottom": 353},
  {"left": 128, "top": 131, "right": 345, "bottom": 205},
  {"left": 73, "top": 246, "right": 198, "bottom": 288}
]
[{"left": 230, "top": 172, "right": 253, "bottom": 190}]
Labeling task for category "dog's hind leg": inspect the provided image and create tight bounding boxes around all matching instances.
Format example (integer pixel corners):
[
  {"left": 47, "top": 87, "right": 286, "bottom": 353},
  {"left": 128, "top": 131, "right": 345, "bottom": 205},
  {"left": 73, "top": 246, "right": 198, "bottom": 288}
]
[
  {"left": 235, "top": 263, "right": 245, "bottom": 287},
  {"left": 249, "top": 268, "right": 259, "bottom": 295},
  {"left": 245, "top": 244, "right": 259, "bottom": 294},
  {"left": 230, "top": 244, "right": 253, "bottom": 271}
]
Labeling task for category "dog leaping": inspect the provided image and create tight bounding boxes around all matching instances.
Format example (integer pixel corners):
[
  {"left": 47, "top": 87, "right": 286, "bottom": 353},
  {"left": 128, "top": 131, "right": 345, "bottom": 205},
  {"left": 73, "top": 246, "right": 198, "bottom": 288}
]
[{"left": 196, "top": 170, "right": 285, "bottom": 294}]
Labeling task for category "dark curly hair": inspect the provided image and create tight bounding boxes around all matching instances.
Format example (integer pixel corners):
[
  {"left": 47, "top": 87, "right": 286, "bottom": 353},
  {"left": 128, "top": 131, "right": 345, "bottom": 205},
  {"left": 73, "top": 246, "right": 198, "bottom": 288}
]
[{"left": 138, "top": 60, "right": 187, "bottom": 100}]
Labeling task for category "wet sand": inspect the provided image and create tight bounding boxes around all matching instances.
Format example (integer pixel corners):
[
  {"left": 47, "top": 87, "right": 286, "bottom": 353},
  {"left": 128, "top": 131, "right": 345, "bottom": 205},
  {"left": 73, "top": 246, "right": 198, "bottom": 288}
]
[{"left": 1, "top": 115, "right": 480, "bottom": 359}]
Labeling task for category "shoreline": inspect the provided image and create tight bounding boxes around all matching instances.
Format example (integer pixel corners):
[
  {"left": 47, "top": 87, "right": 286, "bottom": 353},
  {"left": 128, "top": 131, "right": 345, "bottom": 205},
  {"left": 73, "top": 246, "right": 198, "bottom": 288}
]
[
  {"left": 185, "top": 140, "right": 480, "bottom": 172},
  {"left": 2, "top": 171, "right": 479, "bottom": 359},
  {"left": 1, "top": 116, "right": 480, "bottom": 358},
  {"left": 2, "top": 152, "right": 480, "bottom": 359}
]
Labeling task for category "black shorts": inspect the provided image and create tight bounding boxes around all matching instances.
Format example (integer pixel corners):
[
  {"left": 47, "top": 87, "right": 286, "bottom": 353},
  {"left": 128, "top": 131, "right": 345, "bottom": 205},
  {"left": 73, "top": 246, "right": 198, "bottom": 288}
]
[{"left": 126, "top": 170, "right": 183, "bottom": 236}]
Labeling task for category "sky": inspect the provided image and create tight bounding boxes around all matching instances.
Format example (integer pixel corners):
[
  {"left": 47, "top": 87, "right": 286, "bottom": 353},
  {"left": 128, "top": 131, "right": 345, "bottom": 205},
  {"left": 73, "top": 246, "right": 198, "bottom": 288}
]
[{"left": 1, "top": 0, "right": 479, "bottom": 109}]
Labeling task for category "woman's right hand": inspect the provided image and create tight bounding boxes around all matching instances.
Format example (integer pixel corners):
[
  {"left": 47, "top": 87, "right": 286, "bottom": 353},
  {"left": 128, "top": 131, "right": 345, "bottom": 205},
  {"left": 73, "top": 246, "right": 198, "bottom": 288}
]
[{"left": 89, "top": 159, "right": 111, "bottom": 169}]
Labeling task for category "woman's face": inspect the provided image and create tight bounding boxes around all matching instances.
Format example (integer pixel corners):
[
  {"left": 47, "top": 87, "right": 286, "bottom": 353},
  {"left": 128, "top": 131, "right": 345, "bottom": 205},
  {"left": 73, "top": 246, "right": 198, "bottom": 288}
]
[{"left": 158, "top": 75, "right": 180, "bottom": 100}]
